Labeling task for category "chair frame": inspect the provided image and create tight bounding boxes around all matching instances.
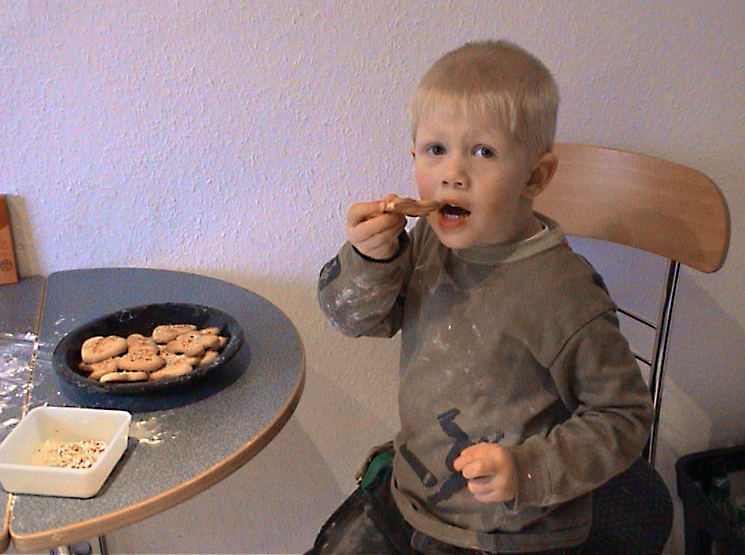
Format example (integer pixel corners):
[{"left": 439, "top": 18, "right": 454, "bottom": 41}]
[
  {"left": 534, "top": 143, "right": 730, "bottom": 466},
  {"left": 647, "top": 261, "right": 680, "bottom": 466}
]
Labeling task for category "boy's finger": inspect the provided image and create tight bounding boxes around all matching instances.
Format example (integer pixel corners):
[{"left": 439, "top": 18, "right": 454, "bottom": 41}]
[
  {"left": 347, "top": 200, "right": 387, "bottom": 226},
  {"left": 453, "top": 442, "right": 483, "bottom": 471},
  {"left": 458, "top": 459, "right": 490, "bottom": 480},
  {"left": 349, "top": 213, "right": 403, "bottom": 242},
  {"left": 466, "top": 476, "right": 492, "bottom": 491},
  {"left": 453, "top": 449, "right": 475, "bottom": 472},
  {"left": 453, "top": 452, "right": 482, "bottom": 476}
]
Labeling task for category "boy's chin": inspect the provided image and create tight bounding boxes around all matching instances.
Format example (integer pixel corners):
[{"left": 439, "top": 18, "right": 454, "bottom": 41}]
[{"left": 431, "top": 228, "right": 477, "bottom": 250}]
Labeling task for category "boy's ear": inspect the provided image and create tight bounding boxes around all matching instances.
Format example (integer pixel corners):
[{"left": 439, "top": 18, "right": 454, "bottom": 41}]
[
  {"left": 410, "top": 146, "right": 416, "bottom": 159},
  {"left": 523, "top": 152, "right": 558, "bottom": 199}
]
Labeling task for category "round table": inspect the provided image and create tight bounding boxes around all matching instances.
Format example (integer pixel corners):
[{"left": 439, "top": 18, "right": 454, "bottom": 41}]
[{"left": 7, "top": 268, "right": 305, "bottom": 552}]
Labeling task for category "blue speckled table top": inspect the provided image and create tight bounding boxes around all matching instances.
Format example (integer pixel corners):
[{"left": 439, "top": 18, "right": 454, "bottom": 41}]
[{"left": 5, "top": 269, "right": 305, "bottom": 552}]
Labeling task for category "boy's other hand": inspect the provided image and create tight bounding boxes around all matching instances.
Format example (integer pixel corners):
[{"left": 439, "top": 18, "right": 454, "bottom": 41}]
[
  {"left": 453, "top": 443, "right": 517, "bottom": 504},
  {"left": 347, "top": 194, "right": 407, "bottom": 260}
]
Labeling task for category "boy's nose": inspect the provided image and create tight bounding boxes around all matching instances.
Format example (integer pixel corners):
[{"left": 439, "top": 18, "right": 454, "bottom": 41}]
[
  {"left": 441, "top": 158, "right": 469, "bottom": 189},
  {"left": 441, "top": 174, "right": 468, "bottom": 189}
]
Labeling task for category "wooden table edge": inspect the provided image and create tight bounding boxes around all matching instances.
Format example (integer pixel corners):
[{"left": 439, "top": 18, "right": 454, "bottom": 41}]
[
  {"left": 0, "top": 495, "right": 11, "bottom": 553},
  {"left": 10, "top": 359, "right": 306, "bottom": 552}
]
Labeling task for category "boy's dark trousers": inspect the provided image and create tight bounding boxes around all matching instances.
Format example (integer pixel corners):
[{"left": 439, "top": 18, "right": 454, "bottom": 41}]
[{"left": 307, "top": 449, "right": 581, "bottom": 555}]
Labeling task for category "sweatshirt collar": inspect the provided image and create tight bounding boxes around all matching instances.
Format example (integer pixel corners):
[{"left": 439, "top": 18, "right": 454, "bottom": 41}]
[{"left": 451, "top": 213, "right": 567, "bottom": 265}]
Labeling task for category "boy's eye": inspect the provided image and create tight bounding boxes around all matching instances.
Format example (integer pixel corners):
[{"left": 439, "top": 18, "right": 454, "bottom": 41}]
[
  {"left": 474, "top": 146, "right": 495, "bottom": 158},
  {"left": 426, "top": 144, "right": 446, "bottom": 156}
]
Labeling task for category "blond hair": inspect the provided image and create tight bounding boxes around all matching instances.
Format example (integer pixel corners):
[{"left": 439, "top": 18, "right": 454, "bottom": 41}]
[{"left": 410, "top": 40, "right": 559, "bottom": 159}]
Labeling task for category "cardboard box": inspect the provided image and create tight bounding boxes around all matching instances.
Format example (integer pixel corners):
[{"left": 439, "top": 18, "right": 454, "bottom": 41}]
[{"left": 0, "top": 195, "right": 19, "bottom": 284}]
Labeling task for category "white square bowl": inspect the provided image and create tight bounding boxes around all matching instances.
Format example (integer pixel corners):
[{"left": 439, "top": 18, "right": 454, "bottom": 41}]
[{"left": 0, "top": 406, "right": 131, "bottom": 498}]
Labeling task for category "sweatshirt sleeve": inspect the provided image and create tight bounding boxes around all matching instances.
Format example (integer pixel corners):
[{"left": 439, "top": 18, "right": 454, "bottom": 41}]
[
  {"left": 317, "top": 232, "right": 412, "bottom": 338},
  {"left": 508, "top": 310, "right": 654, "bottom": 509}
]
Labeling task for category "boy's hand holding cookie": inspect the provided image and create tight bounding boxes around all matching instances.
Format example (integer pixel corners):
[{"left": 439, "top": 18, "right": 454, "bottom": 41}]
[
  {"left": 347, "top": 194, "right": 407, "bottom": 260},
  {"left": 453, "top": 443, "right": 517, "bottom": 504}
]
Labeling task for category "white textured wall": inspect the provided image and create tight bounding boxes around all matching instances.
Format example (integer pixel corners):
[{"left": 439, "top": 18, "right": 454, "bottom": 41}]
[{"left": 2, "top": 1, "right": 744, "bottom": 553}]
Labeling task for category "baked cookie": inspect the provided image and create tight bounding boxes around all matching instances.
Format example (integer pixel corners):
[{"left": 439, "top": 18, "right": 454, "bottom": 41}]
[
  {"left": 128, "top": 343, "right": 159, "bottom": 357},
  {"left": 100, "top": 371, "right": 149, "bottom": 383},
  {"left": 198, "top": 349, "right": 219, "bottom": 366},
  {"left": 150, "top": 358, "right": 193, "bottom": 380},
  {"left": 127, "top": 333, "right": 157, "bottom": 350},
  {"left": 159, "top": 348, "right": 201, "bottom": 366},
  {"left": 81, "top": 336, "right": 128, "bottom": 364},
  {"left": 381, "top": 196, "right": 441, "bottom": 217},
  {"left": 80, "top": 358, "right": 119, "bottom": 381},
  {"left": 165, "top": 332, "right": 205, "bottom": 357},
  {"left": 152, "top": 324, "right": 198, "bottom": 344},
  {"left": 196, "top": 333, "right": 221, "bottom": 350},
  {"left": 116, "top": 352, "right": 166, "bottom": 372}
]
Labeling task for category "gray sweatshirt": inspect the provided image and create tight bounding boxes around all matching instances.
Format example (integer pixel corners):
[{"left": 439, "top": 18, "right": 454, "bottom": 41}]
[{"left": 318, "top": 214, "right": 653, "bottom": 552}]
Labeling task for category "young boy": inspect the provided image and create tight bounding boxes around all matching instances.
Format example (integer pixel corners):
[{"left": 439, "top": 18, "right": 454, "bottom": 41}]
[{"left": 314, "top": 40, "right": 652, "bottom": 554}]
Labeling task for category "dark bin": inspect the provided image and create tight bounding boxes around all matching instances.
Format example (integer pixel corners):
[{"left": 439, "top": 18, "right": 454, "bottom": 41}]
[{"left": 676, "top": 445, "right": 745, "bottom": 554}]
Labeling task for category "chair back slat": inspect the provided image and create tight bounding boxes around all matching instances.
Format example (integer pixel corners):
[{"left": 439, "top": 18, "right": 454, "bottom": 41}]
[{"left": 534, "top": 143, "right": 730, "bottom": 273}]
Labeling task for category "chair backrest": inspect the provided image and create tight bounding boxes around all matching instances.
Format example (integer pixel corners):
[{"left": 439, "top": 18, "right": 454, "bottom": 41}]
[{"left": 534, "top": 143, "right": 731, "bottom": 466}]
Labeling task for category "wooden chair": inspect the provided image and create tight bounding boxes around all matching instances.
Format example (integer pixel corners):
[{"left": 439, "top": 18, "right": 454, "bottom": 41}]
[{"left": 534, "top": 142, "right": 731, "bottom": 552}]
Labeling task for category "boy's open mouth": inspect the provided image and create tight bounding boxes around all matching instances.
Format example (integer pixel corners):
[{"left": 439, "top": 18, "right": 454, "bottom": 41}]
[{"left": 440, "top": 204, "right": 471, "bottom": 219}]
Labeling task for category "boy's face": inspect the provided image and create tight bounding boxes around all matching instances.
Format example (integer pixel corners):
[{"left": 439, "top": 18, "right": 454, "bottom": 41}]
[{"left": 412, "top": 105, "right": 548, "bottom": 249}]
